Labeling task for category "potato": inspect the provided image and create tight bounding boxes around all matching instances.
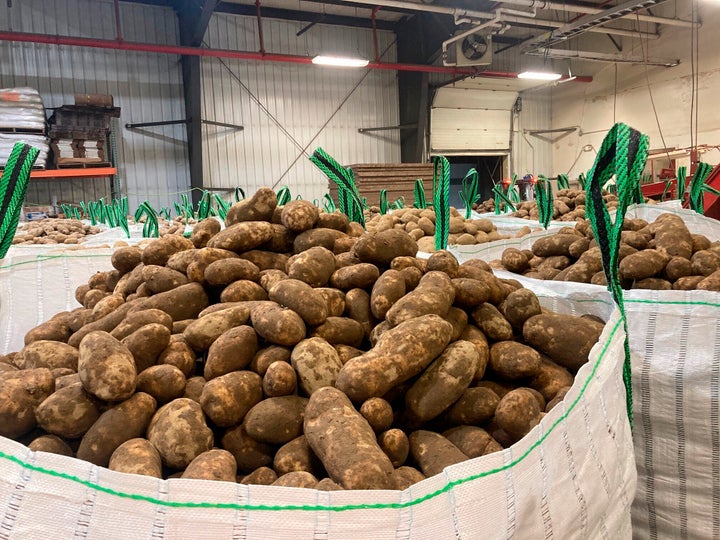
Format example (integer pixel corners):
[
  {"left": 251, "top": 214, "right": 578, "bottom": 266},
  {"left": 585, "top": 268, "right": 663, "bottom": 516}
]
[
  {"left": 204, "top": 325, "right": 258, "bottom": 380},
  {"left": 262, "top": 361, "right": 297, "bottom": 397},
  {"left": 290, "top": 337, "right": 343, "bottom": 396},
  {"left": 531, "top": 234, "right": 580, "bottom": 257},
  {"left": 147, "top": 398, "right": 214, "bottom": 469},
  {"left": 136, "top": 365, "right": 186, "bottom": 403},
  {"left": 78, "top": 331, "right": 136, "bottom": 401},
  {"left": 529, "top": 357, "right": 574, "bottom": 402},
  {"left": 250, "top": 345, "right": 290, "bottom": 376},
  {"left": 218, "top": 280, "right": 267, "bottom": 304},
  {"left": 304, "top": 387, "right": 394, "bottom": 490},
  {"left": 691, "top": 250, "right": 720, "bottom": 277},
  {"left": 451, "top": 278, "right": 491, "bottom": 310},
  {"left": 654, "top": 213, "right": 693, "bottom": 259},
  {"left": 523, "top": 313, "right": 602, "bottom": 371},
  {"left": 268, "top": 279, "right": 328, "bottom": 326},
  {"left": 405, "top": 341, "right": 479, "bottom": 423},
  {"left": 292, "top": 227, "right": 341, "bottom": 253},
  {"left": 317, "top": 211, "right": 350, "bottom": 232},
  {"left": 221, "top": 424, "right": 275, "bottom": 472},
  {"left": 240, "top": 250, "right": 289, "bottom": 271},
  {"left": 244, "top": 396, "right": 308, "bottom": 445},
  {"left": 272, "top": 471, "right": 318, "bottom": 488},
  {"left": 634, "top": 278, "right": 672, "bottom": 290},
  {"left": 392, "top": 466, "right": 426, "bottom": 490},
  {"left": 443, "top": 386, "right": 499, "bottom": 425},
  {"left": 183, "top": 376, "right": 206, "bottom": 403},
  {"left": 376, "top": 429, "right": 409, "bottom": 468},
  {"left": 182, "top": 449, "right": 237, "bottom": 482},
  {"left": 674, "top": 275, "right": 705, "bottom": 290},
  {"left": 28, "top": 434, "right": 73, "bottom": 457},
  {"left": 157, "top": 340, "right": 196, "bottom": 378},
  {"left": 489, "top": 341, "right": 542, "bottom": 379},
  {"left": 122, "top": 323, "right": 172, "bottom": 373},
  {"left": 494, "top": 388, "right": 543, "bottom": 439},
  {"left": 251, "top": 303, "right": 306, "bottom": 347},
  {"left": 568, "top": 237, "right": 590, "bottom": 258},
  {"left": 336, "top": 314, "right": 453, "bottom": 402},
  {"left": 353, "top": 228, "right": 418, "bottom": 266},
  {"left": 258, "top": 269, "right": 287, "bottom": 292},
  {"left": 199, "top": 371, "right": 263, "bottom": 427},
  {"left": 0, "top": 368, "right": 54, "bottom": 438},
  {"left": 281, "top": 200, "right": 320, "bottom": 232},
  {"left": 207, "top": 221, "right": 275, "bottom": 253},
  {"left": 166, "top": 249, "right": 196, "bottom": 274},
  {"left": 141, "top": 235, "right": 194, "bottom": 267},
  {"left": 35, "top": 383, "right": 100, "bottom": 439},
  {"left": 311, "top": 317, "right": 365, "bottom": 347},
  {"left": 665, "top": 256, "right": 693, "bottom": 282},
  {"left": 329, "top": 263, "right": 380, "bottom": 290},
  {"left": 241, "top": 467, "right": 278, "bottom": 485},
  {"left": 471, "top": 303, "right": 513, "bottom": 341},
  {"left": 185, "top": 247, "right": 238, "bottom": 283},
  {"left": 55, "top": 372, "right": 80, "bottom": 390},
  {"left": 316, "top": 287, "right": 346, "bottom": 317},
  {"left": 316, "top": 478, "right": 344, "bottom": 491},
  {"left": 226, "top": 187, "right": 278, "bottom": 225},
  {"left": 204, "top": 258, "right": 260, "bottom": 286},
  {"left": 426, "top": 250, "right": 459, "bottom": 277},
  {"left": 619, "top": 249, "right": 670, "bottom": 280},
  {"left": 84, "top": 289, "right": 109, "bottom": 309},
  {"left": 353, "top": 397, "right": 392, "bottom": 433},
  {"left": 273, "top": 435, "right": 323, "bottom": 476},
  {"left": 444, "top": 426, "right": 500, "bottom": 458},
  {"left": 459, "top": 324, "right": 490, "bottom": 381},
  {"left": 499, "top": 288, "right": 542, "bottom": 328},
  {"left": 370, "top": 270, "right": 406, "bottom": 320},
  {"left": 287, "top": 246, "right": 336, "bottom": 287},
  {"left": 18, "top": 340, "right": 78, "bottom": 371},
  {"left": 91, "top": 293, "right": 125, "bottom": 320},
  {"left": 344, "top": 288, "right": 374, "bottom": 337},
  {"left": 108, "top": 438, "right": 162, "bottom": 478},
  {"left": 399, "top": 266, "right": 423, "bottom": 291},
  {"left": 133, "top": 283, "right": 209, "bottom": 322},
  {"left": 183, "top": 305, "right": 250, "bottom": 352},
  {"left": 335, "top": 344, "right": 363, "bottom": 365},
  {"left": 113, "top": 264, "right": 145, "bottom": 298},
  {"left": 698, "top": 270, "right": 720, "bottom": 291},
  {"left": 76, "top": 392, "right": 157, "bottom": 466},
  {"left": 189, "top": 217, "right": 221, "bottom": 248},
  {"left": 111, "top": 246, "right": 142, "bottom": 275},
  {"left": 108, "top": 309, "right": 172, "bottom": 344},
  {"left": 385, "top": 271, "right": 455, "bottom": 327},
  {"left": 409, "top": 430, "right": 468, "bottom": 477},
  {"left": 24, "top": 317, "right": 72, "bottom": 345}
]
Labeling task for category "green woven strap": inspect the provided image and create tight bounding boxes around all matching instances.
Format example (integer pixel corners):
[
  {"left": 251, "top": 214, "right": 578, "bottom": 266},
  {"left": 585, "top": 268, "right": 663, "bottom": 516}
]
[
  {"left": 557, "top": 173, "right": 570, "bottom": 190},
  {"left": 492, "top": 183, "right": 516, "bottom": 214},
  {"left": 688, "top": 162, "right": 715, "bottom": 215},
  {"left": 585, "top": 122, "right": 650, "bottom": 427},
  {"left": 310, "top": 148, "right": 365, "bottom": 227},
  {"left": 459, "top": 168, "right": 480, "bottom": 219},
  {"left": 413, "top": 178, "right": 427, "bottom": 209},
  {"left": 276, "top": 186, "right": 291, "bottom": 206},
  {"left": 534, "top": 175, "right": 554, "bottom": 230},
  {"left": 0, "top": 143, "right": 40, "bottom": 259},
  {"left": 433, "top": 156, "right": 450, "bottom": 251},
  {"left": 135, "top": 201, "right": 159, "bottom": 238},
  {"left": 677, "top": 166, "right": 687, "bottom": 201},
  {"left": 379, "top": 189, "right": 388, "bottom": 215}
]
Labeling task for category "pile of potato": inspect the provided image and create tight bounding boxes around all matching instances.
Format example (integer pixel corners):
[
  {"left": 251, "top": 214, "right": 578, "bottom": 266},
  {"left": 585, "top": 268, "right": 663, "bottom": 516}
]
[
  {"left": 365, "top": 207, "right": 532, "bottom": 252},
  {"left": 0, "top": 187, "right": 605, "bottom": 491},
  {"left": 12, "top": 219, "right": 102, "bottom": 245},
  {"left": 497, "top": 213, "right": 720, "bottom": 291}
]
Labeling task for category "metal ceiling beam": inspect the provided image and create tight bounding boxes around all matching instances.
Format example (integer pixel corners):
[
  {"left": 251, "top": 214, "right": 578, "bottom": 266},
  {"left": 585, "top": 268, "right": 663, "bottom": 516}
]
[
  {"left": 527, "top": 47, "right": 680, "bottom": 67},
  {"left": 215, "top": 1, "right": 397, "bottom": 30},
  {"left": 522, "top": 0, "right": 670, "bottom": 51},
  {"left": 498, "top": 13, "right": 659, "bottom": 39}
]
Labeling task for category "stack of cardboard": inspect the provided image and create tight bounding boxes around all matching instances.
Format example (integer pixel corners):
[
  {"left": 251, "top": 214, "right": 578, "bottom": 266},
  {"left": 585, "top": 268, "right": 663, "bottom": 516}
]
[{"left": 0, "top": 87, "right": 49, "bottom": 168}]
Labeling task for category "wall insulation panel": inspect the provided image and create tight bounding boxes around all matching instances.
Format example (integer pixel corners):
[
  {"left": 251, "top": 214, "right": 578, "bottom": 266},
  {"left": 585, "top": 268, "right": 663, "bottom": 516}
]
[
  {"left": 0, "top": 0, "right": 189, "bottom": 210},
  {"left": 513, "top": 90, "right": 553, "bottom": 178},
  {"left": 201, "top": 13, "right": 400, "bottom": 202}
]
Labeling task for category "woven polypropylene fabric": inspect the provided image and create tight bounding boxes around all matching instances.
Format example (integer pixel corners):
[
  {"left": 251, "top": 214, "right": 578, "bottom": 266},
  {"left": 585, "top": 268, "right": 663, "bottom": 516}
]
[{"left": 0, "top": 252, "right": 635, "bottom": 539}]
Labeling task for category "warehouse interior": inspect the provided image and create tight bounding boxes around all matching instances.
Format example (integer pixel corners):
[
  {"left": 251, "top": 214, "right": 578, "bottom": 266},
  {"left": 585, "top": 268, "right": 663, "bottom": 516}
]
[
  {"left": 2, "top": 0, "right": 715, "bottom": 209},
  {"left": 2, "top": 1, "right": 720, "bottom": 538}
]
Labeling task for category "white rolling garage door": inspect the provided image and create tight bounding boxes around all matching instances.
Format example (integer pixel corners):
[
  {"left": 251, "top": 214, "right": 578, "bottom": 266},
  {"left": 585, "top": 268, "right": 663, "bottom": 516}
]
[{"left": 430, "top": 87, "right": 517, "bottom": 155}]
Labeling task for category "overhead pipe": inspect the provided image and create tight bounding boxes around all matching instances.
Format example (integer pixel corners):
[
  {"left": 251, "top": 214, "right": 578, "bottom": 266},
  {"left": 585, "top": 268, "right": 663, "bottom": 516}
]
[
  {"left": 500, "top": 14, "right": 660, "bottom": 39},
  {"left": 345, "top": 0, "right": 692, "bottom": 31},
  {"left": 0, "top": 30, "right": 592, "bottom": 81}
]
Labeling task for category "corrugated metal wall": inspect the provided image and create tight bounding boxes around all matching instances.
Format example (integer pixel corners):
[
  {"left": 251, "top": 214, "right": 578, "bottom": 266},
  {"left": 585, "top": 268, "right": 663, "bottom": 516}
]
[
  {"left": 201, "top": 13, "right": 400, "bottom": 202},
  {"left": 513, "top": 89, "right": 553, "bottom": 178},
  {"left": 0, "top": 0, "right": 189, "bottom": 210}
]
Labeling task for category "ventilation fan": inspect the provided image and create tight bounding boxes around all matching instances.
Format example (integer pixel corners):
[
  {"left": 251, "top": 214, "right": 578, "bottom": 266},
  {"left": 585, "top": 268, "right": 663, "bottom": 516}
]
[{"left": 455, "top": 33, "right": 492, "bottom": 67}]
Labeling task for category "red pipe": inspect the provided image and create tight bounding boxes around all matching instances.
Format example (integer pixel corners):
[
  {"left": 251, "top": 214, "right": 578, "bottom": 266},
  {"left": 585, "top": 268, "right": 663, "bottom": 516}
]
[{"left": 0, "top": 31, "right": 592, "bottom": 81}]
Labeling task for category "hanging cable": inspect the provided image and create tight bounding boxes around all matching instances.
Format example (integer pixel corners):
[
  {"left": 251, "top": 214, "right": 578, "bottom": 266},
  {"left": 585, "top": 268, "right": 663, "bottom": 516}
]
[{"left": 613, "top": 62, "right": 618, "bottom": 124}]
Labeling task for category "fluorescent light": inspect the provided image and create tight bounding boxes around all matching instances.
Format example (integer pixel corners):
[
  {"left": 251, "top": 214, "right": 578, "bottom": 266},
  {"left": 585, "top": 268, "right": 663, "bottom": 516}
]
[
  {"left": 518, "top": 71, "right": 563, "bottom": 81},
  {"left": 312, "top": 55, "right": 369, "bottom": 68}
]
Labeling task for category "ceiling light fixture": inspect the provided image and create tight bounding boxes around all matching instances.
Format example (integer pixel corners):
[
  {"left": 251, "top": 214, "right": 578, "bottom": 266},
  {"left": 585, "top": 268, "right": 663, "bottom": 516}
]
[
  {"left": 517, "top": 71, "right": 563, "bottom": 81},
  {"left": 312, "top": 55, "right": 369, "bottom": 68}
]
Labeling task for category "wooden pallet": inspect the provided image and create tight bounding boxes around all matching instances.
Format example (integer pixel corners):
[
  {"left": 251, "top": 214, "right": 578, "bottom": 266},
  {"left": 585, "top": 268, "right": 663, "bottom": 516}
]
[
  {"left": 328, "top": 163, "right": 435, "bottom": 207},
  {"left": 56, "top": 161, "right": 112, "bottom": 169}
]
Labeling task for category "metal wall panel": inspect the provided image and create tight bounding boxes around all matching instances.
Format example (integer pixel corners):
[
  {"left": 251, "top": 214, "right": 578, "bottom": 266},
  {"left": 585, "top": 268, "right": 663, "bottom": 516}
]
[
  {"left": 201, "top": 13, "right": 400, "bottom": 202},
  {"left": 513, "top": 90, "right": 553, "bottom": 177},
  {"left": 432, "top": 87, "right": 518, "bottom": 110},
  {"left": 0, "top": 0, "right": 189, "bottom": 210}
]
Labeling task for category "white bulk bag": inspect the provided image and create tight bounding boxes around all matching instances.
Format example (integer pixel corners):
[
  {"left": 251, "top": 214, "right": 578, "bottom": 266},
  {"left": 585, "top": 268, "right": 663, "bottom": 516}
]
[{"left": 0, "top": 252, "right": 635, "bottom": 538}]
